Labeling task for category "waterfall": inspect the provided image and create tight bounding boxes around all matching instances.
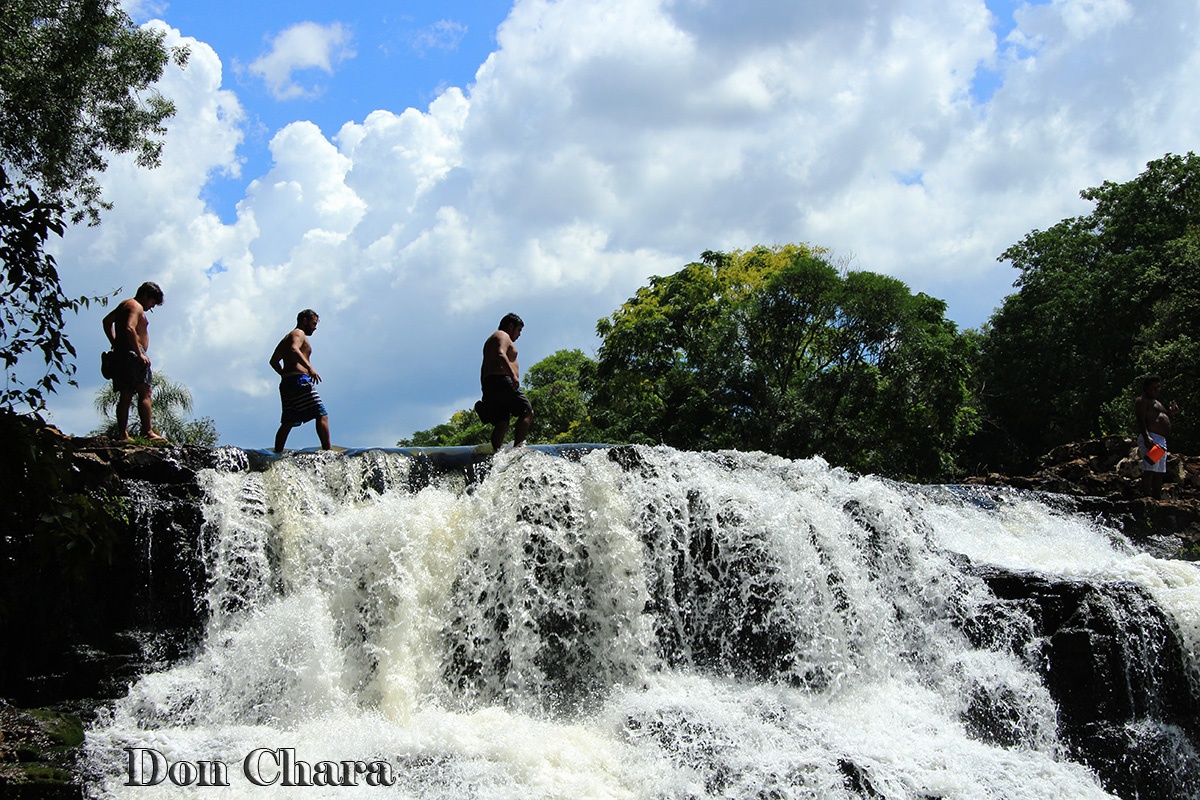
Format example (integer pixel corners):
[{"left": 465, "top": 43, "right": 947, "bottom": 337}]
[{"left": 82, "top": 446, "right": 1200, "bottom": 798}]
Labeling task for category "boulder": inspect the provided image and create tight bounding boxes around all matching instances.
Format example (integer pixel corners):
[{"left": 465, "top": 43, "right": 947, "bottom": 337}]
[{"left": 964, "top": 436, "right": 1200, "bottom": 559}]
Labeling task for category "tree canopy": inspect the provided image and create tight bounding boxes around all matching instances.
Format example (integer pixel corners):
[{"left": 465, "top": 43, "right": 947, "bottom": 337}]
[
  {"left": 592, "top": 246, "right": 978, "bottom": 478},
  {"left": 403, "top": 156, "right": 1200, "bottom": 480},
  {"left": 977, "top": 152, "right": 1200, "bottom": 467},
  {"left": 1, "top": 0, "right": 185, "bottom": 411},
  {"left": 524, "top": 349, "right": 600, "bottom": 444},
  {"left": 396, "top": 349, "right": 600, "bottom": 448},
  {"left": 402, "top": 246, "right": 978, "bottom": 481}
]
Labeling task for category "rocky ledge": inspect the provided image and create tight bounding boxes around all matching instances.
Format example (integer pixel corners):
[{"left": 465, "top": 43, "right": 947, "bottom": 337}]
[
  {"left": 55, "top": 428, "right": 1200, "bottom": 563},
  {"left": 963, "top": 435, "right": 1200, "bottom": 560},
  {"left": 31, "top": 424, "right": 1200, "bottom": 561}
]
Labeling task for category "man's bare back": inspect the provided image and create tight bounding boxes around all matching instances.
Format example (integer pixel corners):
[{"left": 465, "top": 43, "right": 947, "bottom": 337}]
[
  {"left": 481, "top": 328, "right": 520, "bottom": 384},
  {"left": 104, "top": 298, "right": 152, "bottom": 364},
  {"left": 476, "top": 313, "right": 533, "bottom": 450},
  {"left": 100, "top": 281, "right": 165, "bottom": 441},
  {"left": 1135, "top": 381, "right": 1175, "bottom": 438}
]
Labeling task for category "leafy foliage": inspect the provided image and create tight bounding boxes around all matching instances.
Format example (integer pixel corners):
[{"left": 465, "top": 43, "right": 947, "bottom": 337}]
[
  {"left": 92, "top": 372, "right": 219, "bottom": 446},
  {"left": 0, "top": 0, "right": 185, "bottom": 412},
  {"left": 403, "top": 245, "right": 978, "bottom": 480},
  {"left": 0, "top": 0, "right": 187, "bottom": 223},
  {"left": 525, "top": 349, "right": 601, "bottom": 444},
  {"left": 397, "top": 410, "right": 491, "bottom": 448},
  {"left": 0, "top": 169, "right": 112, "bottom": 409},
  {"left": 593, "top": 246, "right": 978, "bottom": 479},
  {"left": 978, "top": 152, "right": 1200, "bottom": 467},
  {"left": 397, "top": 349, "right": 602, "bottom": 447},
  {"left": 0, "top": 409, "right": 129, "bottom": 623}
]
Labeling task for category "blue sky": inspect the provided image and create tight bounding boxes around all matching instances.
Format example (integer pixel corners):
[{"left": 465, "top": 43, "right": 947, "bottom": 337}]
[
  {"left": 158, "top": 0, "right": 515, "bottom": 222},
  {"left": 38, "top": 0, "right": 1200, "bottom": 449}
]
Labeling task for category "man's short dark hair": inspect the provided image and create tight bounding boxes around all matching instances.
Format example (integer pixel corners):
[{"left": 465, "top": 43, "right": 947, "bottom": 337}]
[
  {"left": 136, "top": 282, "right": 164, "bottom": 304},
  {"left": 298, "top": 309, "right": 319, "bottom": 325},
  {"left": 499, "top": 313, "right": 524, "bottom": 331},
  {"left": 1143, "top": 375, "right": 1163, "bottom": 391}
]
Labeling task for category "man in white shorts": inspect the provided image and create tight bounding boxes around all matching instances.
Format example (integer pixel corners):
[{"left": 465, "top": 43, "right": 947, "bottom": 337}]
[{"left": 1134, "top": 375, "right": 1180, "bottom": 500}]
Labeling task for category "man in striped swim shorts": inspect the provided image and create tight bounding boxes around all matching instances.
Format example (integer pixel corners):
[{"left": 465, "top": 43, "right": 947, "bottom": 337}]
[{"left": 269, "top": 309, "right": 332, "bottom": 452}]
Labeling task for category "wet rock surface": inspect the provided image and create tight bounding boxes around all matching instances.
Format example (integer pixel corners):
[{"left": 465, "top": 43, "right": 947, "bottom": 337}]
[
  {"left": 968, "top": 566, "right": 1200, "bottom": 799},
  {"left": 3, "top": 426, "right": 1198, "bottom": 798},
  {"left": 963, "top": 435, "right": 1200, "bottom": 559}
]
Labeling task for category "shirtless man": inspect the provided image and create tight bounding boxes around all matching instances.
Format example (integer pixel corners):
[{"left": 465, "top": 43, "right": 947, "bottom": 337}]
[
  {"left": 269, "top": 309, "right": 331, "bottom": 452},
  {"left": 102, "top": 282, "right": 166, "bottom": 442},
  {"left": 475, "top": 313, "right": 534, "bottom": 451},
  {"left": 1134, "top": 375, "right": 1180, "bottom": 499}
]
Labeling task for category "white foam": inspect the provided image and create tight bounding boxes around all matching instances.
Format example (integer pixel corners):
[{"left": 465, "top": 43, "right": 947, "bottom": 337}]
[{"left": 85, "top": 447, "right": 1186, "bottom": 798}]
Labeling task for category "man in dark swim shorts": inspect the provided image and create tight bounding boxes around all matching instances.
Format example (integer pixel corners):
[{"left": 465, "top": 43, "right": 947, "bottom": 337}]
[
  {"left": 110, "top": 349, "right": 152, "bottom": 395},
  {"left": 475, "top": 313, "right": 534, "bottom": 451},
  {"left": 101, "top": 281, "right": 166, "bottom": 441}
]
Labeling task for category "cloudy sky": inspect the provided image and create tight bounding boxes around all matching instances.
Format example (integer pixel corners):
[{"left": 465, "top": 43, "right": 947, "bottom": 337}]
[{"left": 39, "top": 0, "right": 1200, "bottom": 449}]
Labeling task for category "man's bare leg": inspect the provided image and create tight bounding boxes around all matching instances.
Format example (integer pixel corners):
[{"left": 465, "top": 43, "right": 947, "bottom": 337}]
[
  {"left": 136, "top": 384, "right": 167, "bottom": 440},
  {"left": 512, "top": 409, "right": 533, "bottom": 448},
  {"left": 116, "top": 391, "right": 134, "bottom": 440},
  {"left": 1142, "top": 465, "right": 1161, "bottom": 496},
  {"left": 316, "top": 415, "right": 331, "bottom": 450},
  {"left": 274, "top": 424, "right": 291, "bottom": 453},
  {"left": 491, "top": 419, "right": 510, "bottom": 452}
]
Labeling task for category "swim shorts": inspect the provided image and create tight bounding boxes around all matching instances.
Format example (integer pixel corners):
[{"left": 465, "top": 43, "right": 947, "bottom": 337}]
[
  {"left": 110, "top": 350, "right": 152, "bottom": 393},
  {"left": 475, "top": 375, "right": 532, "bottom": 425},
  {"left": 279, "top": 374, "right": 328, "bottom": 427},
  {"left": 1138, "top": 433, "right": 1168, "bottom": 473}
]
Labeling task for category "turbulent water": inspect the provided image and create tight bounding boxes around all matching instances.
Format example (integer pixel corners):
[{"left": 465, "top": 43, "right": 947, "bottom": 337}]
[{"left": 82, "top": 446, "right": 1200, "bottom": 799}]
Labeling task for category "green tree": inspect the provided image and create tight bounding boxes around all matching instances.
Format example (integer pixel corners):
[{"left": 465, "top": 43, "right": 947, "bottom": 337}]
[
  {"left": 593, "top": 248, "right": 759, "bottom": 447},
  {"left": 402, "top": 246, "right": 977, "bottom": 477},
  {"left": 977, "top": 152, "right": 1200, "bottom": 468},
  {"left": 0, "top": 169, "right": 81, "bottom": 410},
  {"left": 1137, "top": 224, "right": 1200, "bottom": 434},
  {"left": 397, "top": 349, "right": 603, "bottom": 447},
  {"left": 397, "top": 410, "right": 491, "bottom": 448},
  {"left": 594, "top": 245, "right": 978, "bottom": 479},
  {"left": 525, "top": 349, "right": 601, "bottom": 443},
  {"left": 92, "top": 372, "right": 218, "bottom": 446},
  {"left": 1, "top": 0, "right": 187, "bottom": 411}
]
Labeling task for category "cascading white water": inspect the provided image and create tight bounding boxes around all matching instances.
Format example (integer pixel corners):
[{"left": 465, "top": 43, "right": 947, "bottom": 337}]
[{"left": 82, "top": 446, "right": 1200, "bottom": 798}]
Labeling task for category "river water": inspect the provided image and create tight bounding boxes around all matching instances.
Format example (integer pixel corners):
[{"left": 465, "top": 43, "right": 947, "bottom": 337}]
[{"left": 82, "top": 446, "right": 1200, "bottom": 798}]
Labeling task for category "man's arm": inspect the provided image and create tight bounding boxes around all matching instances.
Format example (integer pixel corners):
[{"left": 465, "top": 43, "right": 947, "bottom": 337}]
[
  {"left": 268, "top": 332, "right": 298, "bottom": 375},
  {"left": 102, "top": 308, "right": 120, "bottom": 347},
  {"left": 268, "top": 339, "right": 286, "bottom": 375},
  {"left": 497, "top": 332, "right": 519, "bottom": 382}
]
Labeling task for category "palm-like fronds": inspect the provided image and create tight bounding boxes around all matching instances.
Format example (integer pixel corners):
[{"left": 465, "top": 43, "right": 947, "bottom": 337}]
[{"left": 93, "top": 371, "right": 217, "bottom": 445}]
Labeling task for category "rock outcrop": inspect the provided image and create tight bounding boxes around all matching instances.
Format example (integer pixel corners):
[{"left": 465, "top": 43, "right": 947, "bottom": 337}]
[
  {"left": 964, "top": 435, "right": 1200, "bottom": 559},
  {"left": 3, "top": 421, "right": 1198, "bottom": 798}
]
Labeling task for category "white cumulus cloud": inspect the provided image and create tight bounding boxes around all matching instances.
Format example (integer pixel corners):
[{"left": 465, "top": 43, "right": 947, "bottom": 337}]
[
  {"left": 43, "top": 0, "right": 1200, "bottom": 448},
  {"left": 249, "top": 21, "right": 355, "bottom": 100}
]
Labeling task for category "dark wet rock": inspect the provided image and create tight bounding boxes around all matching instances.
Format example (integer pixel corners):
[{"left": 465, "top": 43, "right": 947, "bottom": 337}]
[
  {"left": 0, "top": 701, "right": 84, "bottom": 797},
  {"left": 964, "top": 435, "right": 1200, "bottom": 559},
  {"left": 965, "top": 564, "right": 1200, "bottom": 799}
]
